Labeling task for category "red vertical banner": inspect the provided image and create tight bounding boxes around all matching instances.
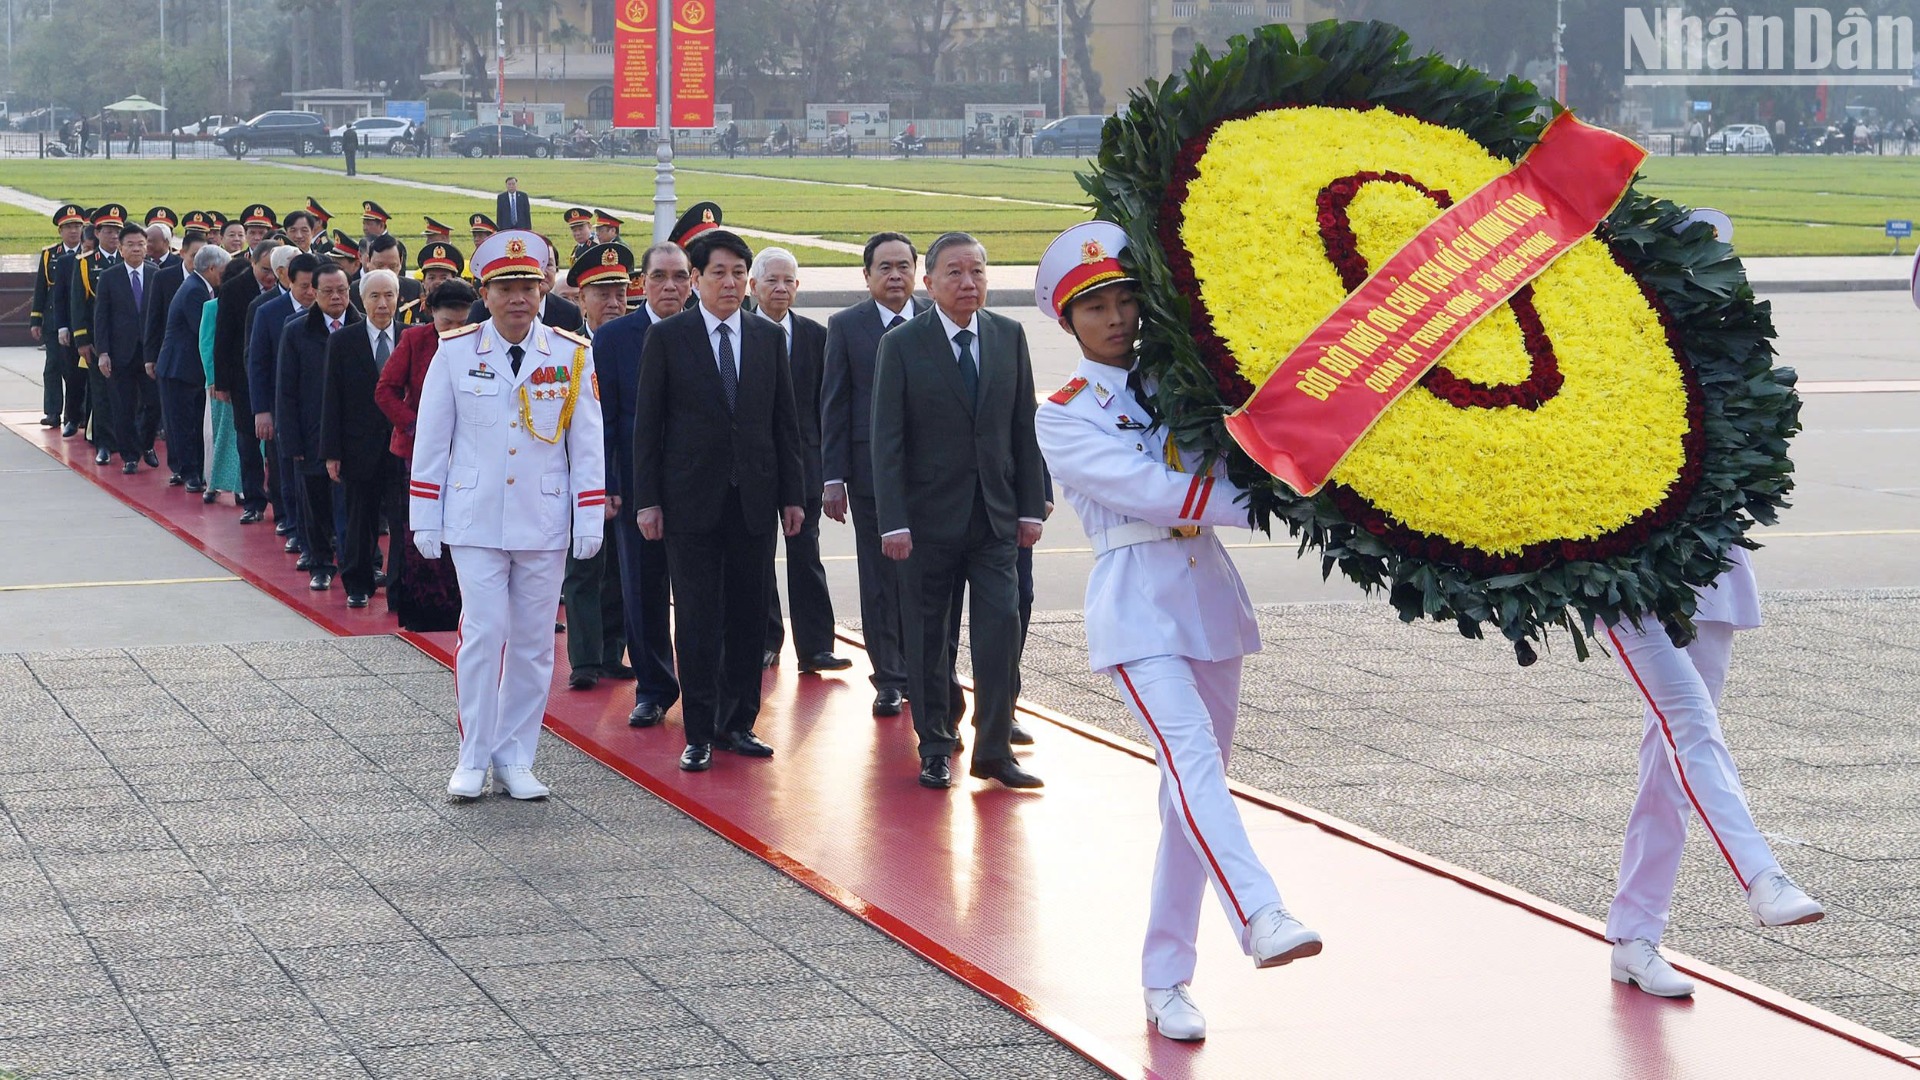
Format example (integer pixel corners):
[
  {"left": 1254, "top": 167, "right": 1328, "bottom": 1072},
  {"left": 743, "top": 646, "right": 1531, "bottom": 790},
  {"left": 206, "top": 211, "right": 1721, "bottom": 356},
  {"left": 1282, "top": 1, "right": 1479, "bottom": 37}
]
[
  {"left": 671, "top": 0, "right": 715, "bottom": 128},
  {"left": 613, "top": 0, "right": 657, "bottom": 126}
]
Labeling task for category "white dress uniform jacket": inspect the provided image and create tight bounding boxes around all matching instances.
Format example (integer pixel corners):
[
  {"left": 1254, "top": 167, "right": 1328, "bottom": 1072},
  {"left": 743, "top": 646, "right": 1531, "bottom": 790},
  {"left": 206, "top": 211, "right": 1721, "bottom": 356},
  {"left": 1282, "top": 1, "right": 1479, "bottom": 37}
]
[
  {"left": 1035, "top": 358, "right": 1259, "bottom": 671},
  {"left": 410, "top": 319, "right": 606, "bottom": 550}
]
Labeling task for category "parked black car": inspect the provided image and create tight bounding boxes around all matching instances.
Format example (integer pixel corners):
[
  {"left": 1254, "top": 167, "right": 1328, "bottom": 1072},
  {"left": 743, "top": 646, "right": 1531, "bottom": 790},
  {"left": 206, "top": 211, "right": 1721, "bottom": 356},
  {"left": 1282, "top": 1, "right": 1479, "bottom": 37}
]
[
  {"left": 8, "top": 106, "right": 79, "bottom": 132},
  {"left": 217, "top": 111, "right": 330, "bottom": 158},
  {"left": 449, "top": 124, "right": 555, "bottom": 159},
  {"left": 1032, "top": 114, "right": 1106, "bottom": 156}
]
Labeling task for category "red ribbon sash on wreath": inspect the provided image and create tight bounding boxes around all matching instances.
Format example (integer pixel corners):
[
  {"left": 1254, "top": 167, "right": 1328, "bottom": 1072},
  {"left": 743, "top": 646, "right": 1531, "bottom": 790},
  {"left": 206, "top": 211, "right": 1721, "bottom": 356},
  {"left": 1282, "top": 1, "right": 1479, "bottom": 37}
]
[{"left": 1222, "top": 113, "right": 1648, "bottom": 496}]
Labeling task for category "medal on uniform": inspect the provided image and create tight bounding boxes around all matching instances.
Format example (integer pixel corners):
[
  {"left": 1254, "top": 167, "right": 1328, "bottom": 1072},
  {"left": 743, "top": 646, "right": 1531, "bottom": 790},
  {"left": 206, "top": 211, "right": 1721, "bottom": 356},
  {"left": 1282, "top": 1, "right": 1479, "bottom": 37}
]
[{"left": 518, "top": 345, "right": 585, "bottom": 444}]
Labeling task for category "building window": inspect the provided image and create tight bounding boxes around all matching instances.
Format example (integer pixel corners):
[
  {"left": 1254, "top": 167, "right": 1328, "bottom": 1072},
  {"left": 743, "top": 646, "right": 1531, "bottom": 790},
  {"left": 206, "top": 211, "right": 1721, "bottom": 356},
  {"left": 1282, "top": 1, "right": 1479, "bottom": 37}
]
[
  {"left": 591, "top": 0, "right": 614, "bottom": 43},
  {"left": 588, "top": 85, "right": 613, "bottom": 121},
  {"left": 1266, "top": 1, "right": 1292, "bottom": 18}
]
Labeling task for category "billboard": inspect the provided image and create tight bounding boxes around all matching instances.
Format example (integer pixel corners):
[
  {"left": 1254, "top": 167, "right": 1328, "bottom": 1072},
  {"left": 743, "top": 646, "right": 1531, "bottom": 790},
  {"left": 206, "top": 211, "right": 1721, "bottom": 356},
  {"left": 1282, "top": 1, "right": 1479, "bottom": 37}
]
[
  {"left": 807, "top": 104, "right": 891, "bottom": 140},
  {"left": 614, "top": 0, "right": 658, "bottom": 126},
  {"left": 386, "top": 100, "right": 427, "bottom": 125},
  {"left": 670, "top": 0, "right": 715, "bottom": 127},
  {"left": 965, "top": 103, "right": 1047, "bottom": 132}
]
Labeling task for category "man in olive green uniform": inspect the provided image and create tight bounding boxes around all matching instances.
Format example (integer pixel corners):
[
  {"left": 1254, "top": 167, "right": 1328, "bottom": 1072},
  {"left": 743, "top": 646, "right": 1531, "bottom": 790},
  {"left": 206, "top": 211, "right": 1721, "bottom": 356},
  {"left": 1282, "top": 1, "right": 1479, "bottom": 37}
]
[
  {"left": 70, "top": 205, "right": 129, "bottom": 466},
  {"left": 32, "top": 204, "right": 89, "bottom": 432}
]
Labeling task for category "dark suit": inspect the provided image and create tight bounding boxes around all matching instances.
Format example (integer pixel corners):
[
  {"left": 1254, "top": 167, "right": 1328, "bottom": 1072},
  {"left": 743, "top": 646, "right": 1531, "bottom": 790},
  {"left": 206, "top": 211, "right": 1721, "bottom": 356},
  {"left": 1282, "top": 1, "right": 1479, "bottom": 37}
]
[
  {"left": 33, "top": 243, "right": 85, "bottom": 423},
  {"left": 278, "top": 305, "right": 362, "bottom": 573},
  {"left": 248, "top": 289, "right": 300, "bottom": 537},
  {"left": 214, "top": 268, "right": 267, "bottom": 511},
  {"left": 69, "top": 251, "right": 120, "bottom": 454},
  {"left": 321, "top": 320, "right": 397, "bottom": 596},
  {"left": 760, "top": 311, "right": 836, "bottom": 659},
  {"left": 496, "top": 189, "right": 533, "bottom": 230},
  {"left": 590, "top": 304, "right": 679, "bottom": 710},
  {"left": 154, "top": 271, "right": 212, "bottom": 483},
  {"left": 633, "top": 304, "right": 804, "bottom": 745},
  {"left": 92, "top": 259, "right": 162, "bottom": 463},
  {"left": 870, "top": 306, "right": 1045, "bottom": 762},
  {"left": 468, "top": 292, "right": 582, "bottom": 332},
  {"left": 820, "top": 298, "right": 917, "bottom": 691}
]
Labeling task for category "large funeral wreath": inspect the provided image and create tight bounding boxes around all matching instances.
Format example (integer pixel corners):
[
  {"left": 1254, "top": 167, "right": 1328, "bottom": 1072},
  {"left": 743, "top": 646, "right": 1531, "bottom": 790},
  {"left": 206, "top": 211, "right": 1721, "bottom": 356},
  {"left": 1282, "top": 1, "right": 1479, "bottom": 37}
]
[{"left": 1081, "top": 19, "right": 1801, "bottom": 660}]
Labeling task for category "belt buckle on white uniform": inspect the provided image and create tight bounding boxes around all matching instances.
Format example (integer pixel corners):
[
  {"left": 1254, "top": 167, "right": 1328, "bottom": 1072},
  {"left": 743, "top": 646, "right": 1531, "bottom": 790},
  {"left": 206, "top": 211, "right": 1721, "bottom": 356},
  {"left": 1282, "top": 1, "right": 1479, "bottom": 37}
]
[{"left": 1092, "top": 520, "right": 1210, "bottom": 556}]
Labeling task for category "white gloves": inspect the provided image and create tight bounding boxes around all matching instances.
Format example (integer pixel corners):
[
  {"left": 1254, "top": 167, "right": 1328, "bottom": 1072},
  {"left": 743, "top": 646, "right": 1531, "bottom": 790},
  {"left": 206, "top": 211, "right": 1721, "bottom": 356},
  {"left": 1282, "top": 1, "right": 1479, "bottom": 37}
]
[
  {"left": 414, "top": 530, "right": 443, "bottom": 560},
  {"left": 572, "top": 535, "right": 602, "bottom": 561}
]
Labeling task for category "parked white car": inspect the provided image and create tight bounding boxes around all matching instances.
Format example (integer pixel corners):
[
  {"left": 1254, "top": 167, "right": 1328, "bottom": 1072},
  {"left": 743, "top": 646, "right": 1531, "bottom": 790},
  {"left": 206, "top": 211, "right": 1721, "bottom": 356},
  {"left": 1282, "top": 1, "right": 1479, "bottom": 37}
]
[
  {"left": 328, "top": 116, "right": 416, "bottom": 154},
  {"left": 1705, "top": 123, "right": 1774, "bottom": 153},
  {"left": 172, "top": 114, "right": 241, "bottom": 137}
]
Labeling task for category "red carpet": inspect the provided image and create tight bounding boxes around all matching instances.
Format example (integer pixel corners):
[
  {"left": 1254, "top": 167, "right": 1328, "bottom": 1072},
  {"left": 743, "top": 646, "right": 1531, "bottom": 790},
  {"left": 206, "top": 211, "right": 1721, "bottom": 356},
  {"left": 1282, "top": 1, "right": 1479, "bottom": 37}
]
[{"left": 13, "top": 411, "right": 1916, "bottom": 1079}]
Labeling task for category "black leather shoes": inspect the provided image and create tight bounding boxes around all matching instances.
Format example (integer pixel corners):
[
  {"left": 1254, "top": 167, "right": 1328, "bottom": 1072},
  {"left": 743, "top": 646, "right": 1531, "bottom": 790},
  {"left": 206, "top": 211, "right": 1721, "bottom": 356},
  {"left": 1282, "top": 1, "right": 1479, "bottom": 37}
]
[
  {"left": 284, "top": 536, "right": 301, "bottom": 553},
  {"left": 201, "top": 489, "right": 217, "bottom": 504},
  {"left": 568, "top": 670, "right": 598, "bottom": 690},
  {"left": 142, "top": 450, "right": 160, "bottom": 468},
  {"left": 38, "top": 415, "right": 58, "bottom": 427},
  {"left": 718, "top": 731, "right": 774, "bottom": 757},
  {"left": 1010, "top": 723, "right": 1035, "bottom": 746},
  {"left": 761, "top": 649, "right": 779, "bottom": 669},
  {"left": 799, "top": 652, "right": 853, "bottom": 673},
  {"left": 872, "top": 688, "right": 905, "bottom": 717},
  {"left": 969, "top": 758, "right": 1044, "bottom": 789},
  {"left": 628, "top": 701, "right": 665, "bottom": 727},
  {"left": 186, "top": 478, "right": 206, "bottom": 493},
  {"left": 346, "top": 593, "right": 369, "bottom": 609},
  {"left": 679, "top": 743, "right": 713, "bottom": 771},
  {"left": 918, "top": 756, "right": 952, "bottom": 789},
  {"left": 93, "top": 448, "right": 110, "bottom": 465},
  {"left": 295, "top": 555, "right": 314, "bottom": 571},
  {"left": 239, "top": 509, "right": 264, "bottom": 524},
  {"left": 275, "top": 520, "right": 294, "bottom": 535},
  {"left": 604, "top": 663, "right": 635, "bottom": 679},
  {"left": 373, "top": 570, "right": 388, "bottom": 588},
  {"left": 167, "top": 473, "right": 185, "bottom": 486},
  {"left": 308, "top": 572, "right": 333, "bottom": 591},
  {"left": 61, "top": 422, "right": 78, "bottom": 437}
]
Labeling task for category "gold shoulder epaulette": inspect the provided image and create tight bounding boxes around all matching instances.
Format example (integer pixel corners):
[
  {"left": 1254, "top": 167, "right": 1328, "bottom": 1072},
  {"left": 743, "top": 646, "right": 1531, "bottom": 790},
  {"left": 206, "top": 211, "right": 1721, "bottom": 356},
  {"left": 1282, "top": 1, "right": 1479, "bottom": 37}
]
[
  {"left": 552, "top": 326, "right": 590, "bottom": 347},
  {"left": 439, "top": 323, "right": 481, "bottom": 340}
]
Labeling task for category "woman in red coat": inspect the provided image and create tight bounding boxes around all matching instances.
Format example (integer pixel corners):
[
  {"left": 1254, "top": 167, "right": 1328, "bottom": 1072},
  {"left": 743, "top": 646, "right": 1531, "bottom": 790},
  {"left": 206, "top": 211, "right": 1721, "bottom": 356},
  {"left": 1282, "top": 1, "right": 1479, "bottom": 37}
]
[{"left": 376, "top": 280, "right": 477, "bottom": 630}]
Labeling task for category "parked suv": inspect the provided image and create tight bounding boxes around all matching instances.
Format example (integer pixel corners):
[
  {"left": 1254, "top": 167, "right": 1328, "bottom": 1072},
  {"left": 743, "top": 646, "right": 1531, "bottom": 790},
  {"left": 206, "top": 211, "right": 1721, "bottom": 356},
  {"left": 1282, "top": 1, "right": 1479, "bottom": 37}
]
[
  {"left": 1032, "top": 114, "right": 1106, "bottom": 155},
  {"left": 448, "top": 124, "right": 555, "bottom": 158},
  {"left": 330, "top": 116, "right": 416, "bottom": 154},
  {"left": 218, "top": 111, "right": 329, "bottom": 157}
]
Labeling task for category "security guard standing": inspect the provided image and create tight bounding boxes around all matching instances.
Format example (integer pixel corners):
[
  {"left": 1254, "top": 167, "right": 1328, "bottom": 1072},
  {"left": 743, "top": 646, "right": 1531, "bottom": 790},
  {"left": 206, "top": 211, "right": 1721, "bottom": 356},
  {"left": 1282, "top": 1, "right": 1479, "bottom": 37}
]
[
  {"left": 410, "top": 230, "right": 606, "bottom": 800},
  {"left": 32, "top": 204, "right": 89, "bottom": 431},
  {"left": 1031, "top": 222, "right": 1321, "bottom": 1043}
]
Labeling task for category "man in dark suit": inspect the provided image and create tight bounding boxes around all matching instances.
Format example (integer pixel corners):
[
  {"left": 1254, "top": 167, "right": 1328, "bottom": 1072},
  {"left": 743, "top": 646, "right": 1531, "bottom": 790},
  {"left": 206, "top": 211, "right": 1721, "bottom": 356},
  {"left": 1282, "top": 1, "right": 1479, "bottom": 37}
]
[
  {"left": 871, "top": 231, "right": 1047, "bottom": 791},
  {"left": 321, "top": 268, "right": 398, "bottom": 608},
  {"left": 70, "top": 208, "right": 126, "bottom": 467},
  {"left": 30, "top": 204, "right": 88, "bottom": 431},
  {"left": 822, "top": 232, "right": 921, "bottom": 717},
  {"left": 216, "top": 241, "right": 274, "bottom": 523},
  {"left": 144, "top": 227, "right": 205, "bottom": 484},
  {"left": 496, "top": 176, "right": 533, "bottom": 231},
  {"left": 250, "top": 249, "right": 314, "bottom": 552},
  {"left": 92, "top": 223, "right": 163, "bottom": 475},
  {"left": 633, "top": 230, "right": 805, "bottom": 773},
  {"left": 151, "top": 243, "right": 222, "bottom": 492},
  {"left": 749, "top": 247, "right": 849, "bottom": 674},
  {"left": 593, "top": 240, "right": 690, "bottom": 728},
  {"left": 276, "top": 258, "right": 355, "bottom": 589}
]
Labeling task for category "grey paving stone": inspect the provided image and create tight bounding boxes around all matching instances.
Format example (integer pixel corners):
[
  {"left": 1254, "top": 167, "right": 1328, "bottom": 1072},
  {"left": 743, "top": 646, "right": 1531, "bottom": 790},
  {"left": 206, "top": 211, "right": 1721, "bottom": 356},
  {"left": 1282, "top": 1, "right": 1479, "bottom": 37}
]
[
  {"left": 633, "top": 948, "right": 818, "bottom": 989},
  {"left": 0, "top": 995, "right": 138, "bottom": 1040},
  {"left": 0, "top": 960, "right": 117, "bottom": 1004},
  {"left": 165, "top": 1051, "right": 375, "bottom": 1079},
  {"left": 675, "top": 981, "right": 871, "bottom": 1025},
  {"left": 149, "top": 1013, "right": 347, "bottom": 1065},
  {"left": 357, "top": 1036, "right": 563, "bottom": 1079},
  {"left": 302, "top": 972, "right": 494, "bottom": 1019},
  {"left": 466, "top": 959, "right": 659, "bottom": 1002},
  {"left": 102, "top": 951, "right": 290, "bottom": 994},
  {"left": 502, "top": 990, "right": 697, "bottom": 1037},
  {"left": 886, "top": 1002, "right": 1061, "bottom": 1050},
  {"left": 710, "top": 1014, "right": 919, "bottom": 1061},
  {"left": 540, "top": 1028, "right": 748, "bottom": 1073},
  {"left": 0, "top": 1029, "right": 164, "bottom": 1076},
  {"left": 325, "top": 1002, "right": 526, "bottom": 1049},
  {"left": 762, "top": 1053, "right": 966, "bottom": 1080},
  {"left": 270, "top": 940, "right": 455, "bottom": 982},
  {"left": 122, "top": 982, "right": 317, "bottom": 1028}
]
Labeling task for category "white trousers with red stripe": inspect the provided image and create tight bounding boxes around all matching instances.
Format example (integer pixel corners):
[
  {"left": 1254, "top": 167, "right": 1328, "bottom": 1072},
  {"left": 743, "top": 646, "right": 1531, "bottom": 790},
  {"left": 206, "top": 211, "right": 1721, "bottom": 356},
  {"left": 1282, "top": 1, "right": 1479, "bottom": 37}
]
[
  {"left": 1114, "top": 655, "right": 1284, "bottom": 990},
  {"left": 449, "top": 546, "right": 567, "bottom": 773},
  {"left": 1604, "top": 619, "right": 1780, "bottom": 944}
]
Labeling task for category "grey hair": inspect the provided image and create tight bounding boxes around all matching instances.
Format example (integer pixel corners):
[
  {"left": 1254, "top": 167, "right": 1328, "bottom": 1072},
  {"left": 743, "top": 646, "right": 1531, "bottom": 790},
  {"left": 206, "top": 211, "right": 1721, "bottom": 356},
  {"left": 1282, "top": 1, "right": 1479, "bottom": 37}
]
[
  {"left": 750, "top": 246, "right": 798, "bottom": 278},
  {"left": 925, "top": 231, "right": 985, "bottom": 271},
  {"left": 360, "top": 268, "right": 400, "bottom": 294},
  {"left": 269, "top": 245, "right": 300, "bottom": 272},
  {"left": 146, "top": 223, "right": 173, "bottom": 243},
  {"left": 192, "top": 245, "right": 231, "bottom": 272}
]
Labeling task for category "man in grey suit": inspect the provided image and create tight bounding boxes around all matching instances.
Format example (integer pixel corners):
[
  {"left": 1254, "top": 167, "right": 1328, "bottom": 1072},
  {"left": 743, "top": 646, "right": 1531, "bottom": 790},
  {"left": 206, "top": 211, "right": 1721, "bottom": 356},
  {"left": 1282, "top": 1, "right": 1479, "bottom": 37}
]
[
  {"left": 871, "top": 232, "right": 1046, "bottom": 791},
  {"left": 821, "top": 233, "right": 920, "bottom": 717}
]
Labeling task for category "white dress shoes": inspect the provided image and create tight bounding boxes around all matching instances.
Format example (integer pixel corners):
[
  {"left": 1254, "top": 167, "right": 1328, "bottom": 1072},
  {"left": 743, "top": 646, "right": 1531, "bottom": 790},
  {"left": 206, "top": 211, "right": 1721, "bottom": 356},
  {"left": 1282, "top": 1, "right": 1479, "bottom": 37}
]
[
  {"left": 1610, "top": 938, "right": 1695, "bottom": 998},
  {"left": 493, "top": 764, "right": 551, "bottom": 800},
  {"left": 1144, "top": 984, "right": 1206, "bottom": 1041},
  {"left": 1245, "top": 903, "right": 1323, "bottom": 968},
  {"left": 1747, "top": 867, "right": 1824, "bottom": 927},
  {"left": 447, "top": 767, "right": 487, "bottom": 799}
]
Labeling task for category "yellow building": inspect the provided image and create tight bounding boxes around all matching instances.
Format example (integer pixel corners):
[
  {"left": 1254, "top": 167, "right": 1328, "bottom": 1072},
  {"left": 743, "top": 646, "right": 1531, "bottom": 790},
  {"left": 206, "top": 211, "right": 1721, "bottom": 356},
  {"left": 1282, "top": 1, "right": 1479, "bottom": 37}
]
[
  {"left": 424, "top": 0, "right": 618, "bottom": 122},
  {"left": 1073, "top": 0, "right": 1332, "bottom": 110}
]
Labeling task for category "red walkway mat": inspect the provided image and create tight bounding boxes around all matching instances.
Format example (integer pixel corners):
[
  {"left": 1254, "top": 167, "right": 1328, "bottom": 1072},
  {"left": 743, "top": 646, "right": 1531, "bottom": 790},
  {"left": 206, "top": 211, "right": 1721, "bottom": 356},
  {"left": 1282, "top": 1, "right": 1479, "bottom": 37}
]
[{"left": 13, "top": 412, "right": 1917, "bottom": 1079}]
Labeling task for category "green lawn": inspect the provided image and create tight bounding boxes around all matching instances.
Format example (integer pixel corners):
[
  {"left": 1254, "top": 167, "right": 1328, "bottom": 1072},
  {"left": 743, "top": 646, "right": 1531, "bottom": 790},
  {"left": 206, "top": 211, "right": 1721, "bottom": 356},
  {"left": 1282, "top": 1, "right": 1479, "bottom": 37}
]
[{"left": 6, "top": 153, "right": 1920, "bottom": 262}]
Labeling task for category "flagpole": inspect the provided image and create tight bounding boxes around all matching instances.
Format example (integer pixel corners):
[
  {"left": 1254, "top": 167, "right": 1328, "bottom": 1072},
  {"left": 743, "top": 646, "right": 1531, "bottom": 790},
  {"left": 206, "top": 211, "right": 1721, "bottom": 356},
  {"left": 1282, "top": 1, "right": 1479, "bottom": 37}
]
[{"left": 652, "top": 0, "right": 676, "bottom": 243}]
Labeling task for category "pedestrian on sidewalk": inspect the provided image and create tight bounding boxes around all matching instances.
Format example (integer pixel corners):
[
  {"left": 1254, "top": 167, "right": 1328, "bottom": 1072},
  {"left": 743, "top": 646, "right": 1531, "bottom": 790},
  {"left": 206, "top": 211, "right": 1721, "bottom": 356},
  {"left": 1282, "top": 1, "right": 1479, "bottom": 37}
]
[{"left": 1032, "top": 222, "right": 1323, "bottom": 1043}]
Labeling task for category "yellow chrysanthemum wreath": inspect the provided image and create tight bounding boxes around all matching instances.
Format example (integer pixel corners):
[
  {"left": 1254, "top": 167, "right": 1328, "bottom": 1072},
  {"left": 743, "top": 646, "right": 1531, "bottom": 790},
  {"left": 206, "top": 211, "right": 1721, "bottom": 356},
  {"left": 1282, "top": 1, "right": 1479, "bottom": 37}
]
[{"left": 1085, "top": 20, "right": 1800, "bottom": 657}]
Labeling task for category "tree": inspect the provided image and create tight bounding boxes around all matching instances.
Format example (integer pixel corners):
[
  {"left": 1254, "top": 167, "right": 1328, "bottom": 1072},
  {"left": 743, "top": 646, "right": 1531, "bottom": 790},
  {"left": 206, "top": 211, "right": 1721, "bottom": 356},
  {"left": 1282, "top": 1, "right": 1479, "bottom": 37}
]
[
  {"left": 1058, "top": 0, "right": 1104, "bottom": 113},
  {"left": 898, "top": 0, "right": 963, "bottom": 83}
]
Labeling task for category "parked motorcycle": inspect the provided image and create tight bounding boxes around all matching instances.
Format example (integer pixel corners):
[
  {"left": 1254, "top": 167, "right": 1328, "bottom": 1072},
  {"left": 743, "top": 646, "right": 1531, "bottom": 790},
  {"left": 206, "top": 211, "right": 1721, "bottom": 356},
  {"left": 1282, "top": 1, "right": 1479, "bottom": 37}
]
[
  {"left": 562, "top": 131, "right": 599, "bottom": 158},
  {"left": 891, "top": 131, "right": 926, "bottom": 156}
]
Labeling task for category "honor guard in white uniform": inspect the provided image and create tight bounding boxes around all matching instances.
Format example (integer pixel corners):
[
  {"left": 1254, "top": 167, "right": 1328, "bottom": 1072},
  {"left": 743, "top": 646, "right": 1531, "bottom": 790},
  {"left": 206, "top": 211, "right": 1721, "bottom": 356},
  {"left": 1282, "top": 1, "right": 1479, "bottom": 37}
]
[
  {"left": 410, "top": 230, "right": 606, "bottom": 800},
  {"left": 1602, "top": 545, "right": 1823, "bottom": 997},
  {"left": 1031, "top": 223, "right": 1321, "bottom": 1044}
]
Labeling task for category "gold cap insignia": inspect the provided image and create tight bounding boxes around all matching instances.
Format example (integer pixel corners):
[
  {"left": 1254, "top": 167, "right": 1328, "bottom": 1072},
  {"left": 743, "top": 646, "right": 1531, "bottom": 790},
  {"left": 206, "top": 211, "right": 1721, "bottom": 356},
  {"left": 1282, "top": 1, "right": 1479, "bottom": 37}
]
[
  {"left": 506, "top": 238, "right": 527, "bottom": 257},
  {"left": 601, "top": 248, "right": 619, "bottom": 265},
  {"left": 1081, "top": 239, "right": 1107, "bottom": 264}
]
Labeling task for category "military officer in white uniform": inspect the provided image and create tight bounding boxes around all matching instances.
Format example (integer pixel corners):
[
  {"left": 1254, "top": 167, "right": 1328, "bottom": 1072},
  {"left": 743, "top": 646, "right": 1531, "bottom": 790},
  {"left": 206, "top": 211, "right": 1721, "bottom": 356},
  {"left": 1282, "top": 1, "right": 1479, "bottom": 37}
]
[
  {"left": 411, "top": 230, "right": 606, "bottom": 800},
  {"left": 1603, "top": 545, "right": 1823, "bottom": 997},
  {"left": 1031, "top": 223, "right": 1321, "bottom": 1043}
]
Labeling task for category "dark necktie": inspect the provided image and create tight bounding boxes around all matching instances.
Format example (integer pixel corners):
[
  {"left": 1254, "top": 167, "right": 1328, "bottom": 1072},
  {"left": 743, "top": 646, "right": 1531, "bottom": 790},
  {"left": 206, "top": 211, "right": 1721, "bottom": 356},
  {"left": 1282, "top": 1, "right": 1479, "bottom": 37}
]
[
  {"left": 954, "top": 328, "right": 978, "bottom": 406},
  {"left": 716, "top": 323, "right": 737, "bottom": 412},
  {"left": 508, "top": 343, "right": 524, "bottom": 377},
  {"left": 886, "top": 314, "right": 904, "bottom": 331},
  {"left": 129, "top": 266, "right": 143, "bottom": 312},
  {"left": 1127, "top": 369, "right": 1159, "bottom": 424},
  {"left": 374, "top": 329, "right": 391, "bottom": 365}
]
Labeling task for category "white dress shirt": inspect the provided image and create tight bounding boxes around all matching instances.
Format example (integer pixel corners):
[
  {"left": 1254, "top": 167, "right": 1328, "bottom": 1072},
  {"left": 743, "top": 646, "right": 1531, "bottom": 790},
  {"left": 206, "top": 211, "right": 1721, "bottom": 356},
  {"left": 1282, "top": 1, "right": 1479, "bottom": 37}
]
[
  {"left": 697, "top": 301, "right": 744, "bottom": 380},
  {"left": 877, "top": 297, "right": 915, "bottom": 330}
]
